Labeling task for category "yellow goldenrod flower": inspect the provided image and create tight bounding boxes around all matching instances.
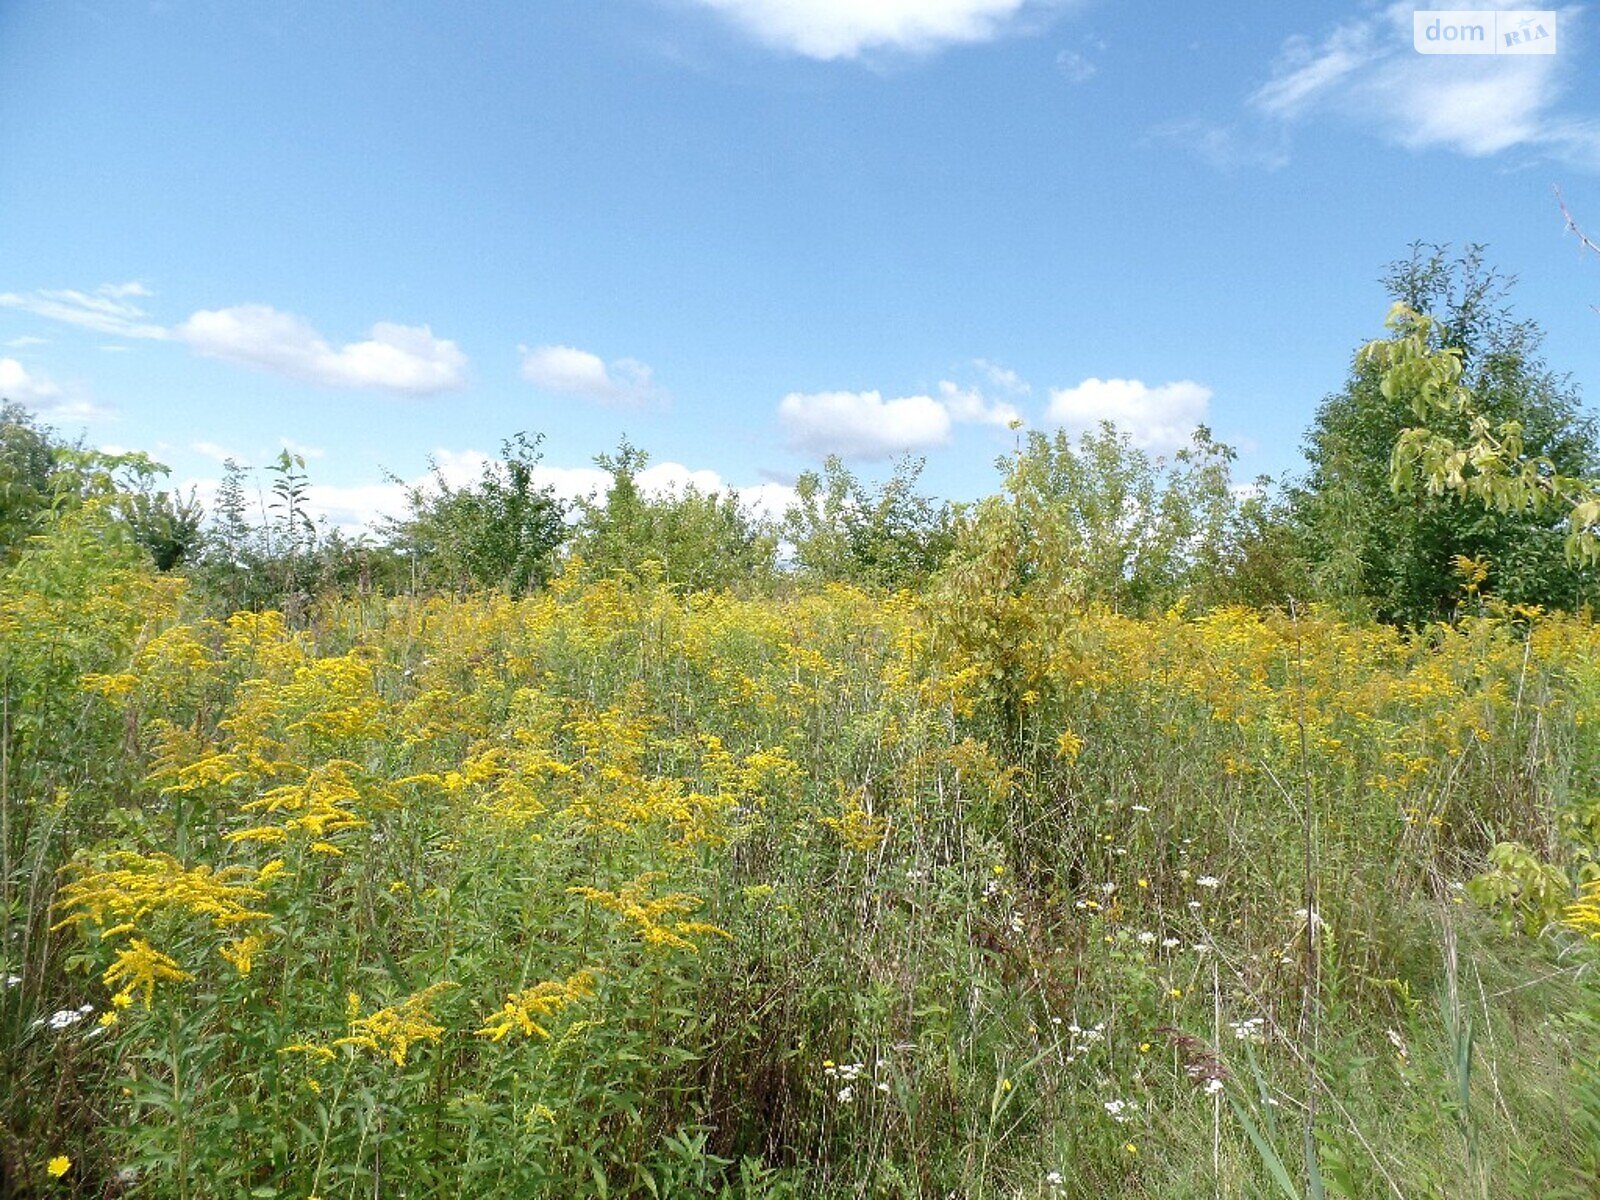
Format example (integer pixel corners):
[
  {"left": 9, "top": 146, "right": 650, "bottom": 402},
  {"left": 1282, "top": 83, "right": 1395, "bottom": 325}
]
[
  {"left": 336, "top": 981, "right": 458, "bottom": 1067},
  {"left": 102, "top": 939, "right": 191, "bottom": 1007},
  {"left": 476, "top": 970, "right": 595, "bottom": 1042},
  {"left": 219, "top": 933, "right": 269, "bottom": 977},
  {"left": 54, "top": 852, "right": 269, "bottom": 941},
  {"left": 569, "top": 874, "right": 730, "bottom": 953}
]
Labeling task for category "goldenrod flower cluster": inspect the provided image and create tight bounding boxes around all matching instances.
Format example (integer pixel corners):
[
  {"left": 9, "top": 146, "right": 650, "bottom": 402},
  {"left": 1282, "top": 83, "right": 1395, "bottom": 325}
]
[
  {"left": 336, "top": 982, "right": 459, "bottom": 1067},
  {"left": 476, "top": 970, "right": 596, "bottom": 1042}
]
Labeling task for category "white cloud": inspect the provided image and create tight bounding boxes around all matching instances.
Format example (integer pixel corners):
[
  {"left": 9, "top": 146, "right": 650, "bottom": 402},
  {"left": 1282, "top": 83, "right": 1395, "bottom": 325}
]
[
  {"left": 0, "top": 357, "right": 62, "bottom": 406},
  {"left": 280, "top": 437, "right": 325, "bottom": 460},
  {"left": 304, "top": 481, "right": 415, "bottom": 535},
  {"left": 177, "top": 305, "right": 467, "bottom": 395},
  {"left": 779, "top": 368, "right": 1030, "bottom": 460},
  {"left": 191, "top": 441, "right": 244, "bottom": 464},
  {"left": 0, "top": 282, "right": 169, "bottom": 339},
  {"left": 38, "top": 399, "right": 111, "bottom": 424},
  {"left": 519, "top": 344, "right": 656, "bottom": 406},
  {"left": 735, "top": 480, "right": 801, "bottom": 522},
  {"left": 974, "top": 358, "right": 1031, "bottom": 394},
  {"left": 4, "top": 282, "right": 471, "bottom": 396},
  {"left": 936, "top": 380, "right": 1021, "bottom": 427},
  {"left": 0, "top": 360, "right": 108, "bottom": 426},
  {"left": 1045, "top": 377, "right": 1212, "bottom": 454},
  {"left": 1244, "top": 3, "right": 1600, "bottom": 166},
  {"left": 779, "top": 389, "right": 953, "bottom": 458},
  {"left": 685, "top": 0, "right": 1049, "bottom": 60},
  {"left": 5, "top": 335, "right": 47, "bottom": 349}
]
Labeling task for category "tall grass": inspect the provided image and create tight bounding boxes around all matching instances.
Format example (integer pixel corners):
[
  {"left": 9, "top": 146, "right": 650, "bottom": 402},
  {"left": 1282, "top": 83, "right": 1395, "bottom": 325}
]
[{"left": 3, "top": 520, "right": 1599, "bottom": 1197}]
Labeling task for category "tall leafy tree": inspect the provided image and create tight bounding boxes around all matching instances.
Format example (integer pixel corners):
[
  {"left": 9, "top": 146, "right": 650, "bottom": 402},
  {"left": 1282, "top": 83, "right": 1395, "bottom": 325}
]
[
  {"left": 0, "top": 402, "right": 59, "bottom": 562},
  {"left": 1295, "top": 245, "right": 1599, "bottom": 623},
  {"left": 783, "top": 454, "right": 955, "bottom": 591},
  {"left": 1, "top": 401, "right": 206, "bottom": 573},
  {"left": 570, "top": 438, "right": 777, "bottom": 591},
  {"left": 389, "top": 432, "right": 567, "bottom": 596}
]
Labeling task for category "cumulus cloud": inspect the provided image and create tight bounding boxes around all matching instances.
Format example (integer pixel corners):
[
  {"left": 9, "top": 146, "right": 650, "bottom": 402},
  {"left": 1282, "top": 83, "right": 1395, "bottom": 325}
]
[
  {"left": 778, "top": 366, "right": 1033, "bottom": 460},
  {"left": 684, "top": 0, "right": 1051, "bottom": 60},
  {"left": 0, "top": 282, "right": 168, "bottom": 339},
  {"left": 1145, "top": 117, "right": 1291, "bottom": 172},
  {"left": 1045, "top": 377, "right": 1212, "bottom": 454},
  {"left": 0, "top": 357, "right": 63, "bottom": 406},
  {"left": 779, "top": 390, "right": 953, "bottom": 459},
  {"left": 519, "top": 344, "right": 657, "bottom": 406},
  {"left": 3, "top": 282, "right": 470, "bottom": 396},
  {"left": 936, "top": 380, "right": 1021, "bottom": 427},
  {"left": 0, "top": 359, "right": 108, "bottom": 424},
  {"left": 177, "top": 305, "right": 467, "bottom": 395}
]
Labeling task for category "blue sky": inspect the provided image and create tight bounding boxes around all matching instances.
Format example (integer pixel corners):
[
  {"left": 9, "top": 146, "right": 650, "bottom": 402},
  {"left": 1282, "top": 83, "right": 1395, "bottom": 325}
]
[{"left": 2, "top": 0, "right": 1599, "bottom": 529}]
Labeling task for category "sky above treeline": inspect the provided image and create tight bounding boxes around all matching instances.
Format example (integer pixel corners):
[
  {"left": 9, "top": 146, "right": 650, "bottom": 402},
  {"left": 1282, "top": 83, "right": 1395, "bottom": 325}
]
[{"left": 2, "top": 0, "right": 1599, "bottom": 531}]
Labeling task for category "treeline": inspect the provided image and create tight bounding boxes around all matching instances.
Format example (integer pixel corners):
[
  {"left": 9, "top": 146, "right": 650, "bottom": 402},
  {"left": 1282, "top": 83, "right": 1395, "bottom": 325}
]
[{"left": 3, "top": 246, "right": 1595, "bottom": 623}]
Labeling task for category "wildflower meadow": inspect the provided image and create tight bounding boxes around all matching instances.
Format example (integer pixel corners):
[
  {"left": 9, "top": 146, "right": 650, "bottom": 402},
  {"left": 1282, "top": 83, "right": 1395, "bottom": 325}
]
[
  {"left": 4, "top": 492, "right": 1600, "bottom": 1197},
  {"left": 6, "top": 286, "right": 1600, "bottom": 1197}
]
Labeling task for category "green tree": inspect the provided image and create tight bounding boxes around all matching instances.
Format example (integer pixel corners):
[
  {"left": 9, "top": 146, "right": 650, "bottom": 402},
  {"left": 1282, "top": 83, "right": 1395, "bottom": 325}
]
[
  {"left": 935, "top": 422, "right": 1243, "bottom": 751},
  {"left": 123, "top": 487, "right": 205, "bottom": 571},
  {"left": 1, "top": 401, "right": 207, "bottom": 573},
  {"left": 783, "top": 454, "right": 955, "bottom": 590},
  {"left": 0, "top": 402, "right": 59, "bottom": 561},
  {"left": 389, "top": 432, "right": 567, "bottom": 596},
  {"left": 1295, "top": 245, "right": 1599, "bottom": 623},
  {"left": 570, "top": 438, "right": 777, "bottom": 591}
]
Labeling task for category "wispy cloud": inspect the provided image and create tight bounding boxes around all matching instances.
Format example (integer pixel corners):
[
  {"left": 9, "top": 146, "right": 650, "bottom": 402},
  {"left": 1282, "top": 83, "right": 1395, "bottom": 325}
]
[
  {"left": 519, "top": 344, "right": 658, "bottom": 406},
  {"left": 280, "top": 437, "right": 326, "bottom": 460},
  {"left": 190, "top": 441, "right": 244, "bottom": 465},
  {"left": 1160, "top": 3, "right": 1600, "bottom": 172},
  {"left": 1055, "top": 47, "right": 1097, "bottom": 83},
  {"left": 682, "top": 0, "right": 1059, "bottom": 60},
  {"left": 973, "top": 358, "right": 1031, "bottom": 394},
  {"left": 0, "top": 282, "right": 169, "bottom": 339},
  {"left": 1145, "top": 118, "right": 1290, "bottom": 172}
]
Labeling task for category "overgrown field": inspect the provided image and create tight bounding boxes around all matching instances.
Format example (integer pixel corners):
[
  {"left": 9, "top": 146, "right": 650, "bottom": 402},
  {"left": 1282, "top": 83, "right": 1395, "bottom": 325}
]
[{"left": 4, "top": 510, "right": 1600, "bottom": 1198}]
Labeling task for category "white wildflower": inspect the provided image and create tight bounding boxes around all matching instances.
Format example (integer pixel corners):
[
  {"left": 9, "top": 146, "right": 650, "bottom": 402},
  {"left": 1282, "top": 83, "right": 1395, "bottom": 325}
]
[{"left": 40, "top": 1004, "right": 94, "bottom": 1031}]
